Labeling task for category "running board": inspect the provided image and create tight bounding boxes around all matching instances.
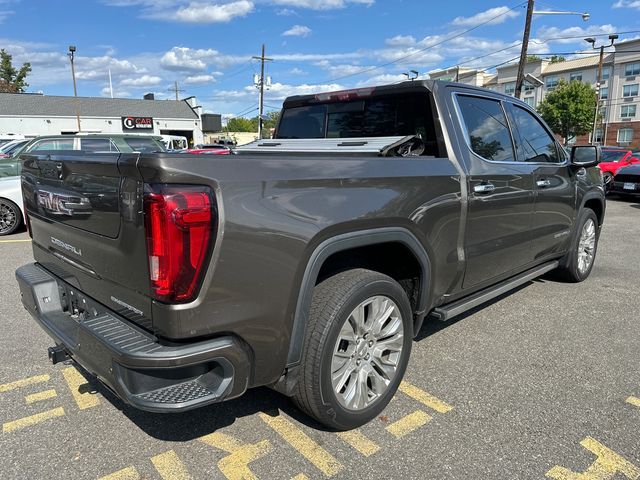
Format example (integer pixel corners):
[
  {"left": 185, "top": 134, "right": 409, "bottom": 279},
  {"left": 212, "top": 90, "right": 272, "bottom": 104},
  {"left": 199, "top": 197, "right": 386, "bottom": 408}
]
[{"left": 429, "top": 261, "right": 559, "bottom": 322}]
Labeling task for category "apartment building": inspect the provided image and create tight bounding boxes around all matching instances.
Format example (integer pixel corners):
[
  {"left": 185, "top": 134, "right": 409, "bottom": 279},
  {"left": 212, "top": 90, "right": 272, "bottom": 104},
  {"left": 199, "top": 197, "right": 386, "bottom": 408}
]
[{"left": 429, "top": 38, "right": 640, "bottom": 149}]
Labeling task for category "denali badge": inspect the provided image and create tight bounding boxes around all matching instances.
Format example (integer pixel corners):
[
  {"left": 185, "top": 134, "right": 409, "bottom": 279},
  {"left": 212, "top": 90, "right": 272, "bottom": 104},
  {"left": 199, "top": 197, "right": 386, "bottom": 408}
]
[
  {"left": 50, "top": 237, "right": 82, "bottom": 256},
  {"left": 110, "top": 296, "right": 144, "bottom": 316}
]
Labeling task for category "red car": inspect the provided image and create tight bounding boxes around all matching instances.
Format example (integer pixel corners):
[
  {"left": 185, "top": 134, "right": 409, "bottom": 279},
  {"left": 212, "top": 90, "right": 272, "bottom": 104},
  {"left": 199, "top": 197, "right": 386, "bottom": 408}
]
[
  {"left": 597, "top": 148, "right": 639, "bottom": 190},
  {"left": 185, "top": 145, "right": 231, "bottom": 155}
]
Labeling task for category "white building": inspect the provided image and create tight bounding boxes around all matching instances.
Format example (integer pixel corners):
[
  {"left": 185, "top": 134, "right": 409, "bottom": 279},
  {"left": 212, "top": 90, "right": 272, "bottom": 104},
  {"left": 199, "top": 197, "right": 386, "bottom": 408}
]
[{"left": 0, "top": 93, "right": 204, "bottom": 146}]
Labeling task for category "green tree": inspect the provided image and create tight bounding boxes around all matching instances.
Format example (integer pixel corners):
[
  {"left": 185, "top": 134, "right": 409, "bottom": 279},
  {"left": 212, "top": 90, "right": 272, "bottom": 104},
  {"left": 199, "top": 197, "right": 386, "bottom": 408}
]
[
  {"left": 0, "top": 49, "right": 32, "bottom": 93},
  {"left": 526, "top": 55, "right": 541, "bottom": 62},
  {"left": 548, "top": 55, "right": 566, "bottom": 64},
  {"left": 537, "top": 79, "right": 597, "bottom": 145},
  {"left": 226, "top": 117, "right": 256, "bottom": 132}
]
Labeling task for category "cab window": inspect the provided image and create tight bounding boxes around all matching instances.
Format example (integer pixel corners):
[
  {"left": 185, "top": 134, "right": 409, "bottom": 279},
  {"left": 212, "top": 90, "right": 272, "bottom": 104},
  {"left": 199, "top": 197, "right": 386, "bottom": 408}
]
[
  {"left": 508, "top": 105, "right": 560, "bottom": 163},
  {"left": 456, "top": 95, "right": 515, "bottom": 162},
  {"left": 0, "top": 157, "right": 19, "bottom": 177}
]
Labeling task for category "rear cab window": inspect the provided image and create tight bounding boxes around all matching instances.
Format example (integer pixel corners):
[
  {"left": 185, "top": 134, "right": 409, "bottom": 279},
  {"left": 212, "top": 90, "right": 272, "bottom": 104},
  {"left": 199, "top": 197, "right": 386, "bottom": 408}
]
[{"left": 275, "top": 89, "right": 442, "bottom": 156}]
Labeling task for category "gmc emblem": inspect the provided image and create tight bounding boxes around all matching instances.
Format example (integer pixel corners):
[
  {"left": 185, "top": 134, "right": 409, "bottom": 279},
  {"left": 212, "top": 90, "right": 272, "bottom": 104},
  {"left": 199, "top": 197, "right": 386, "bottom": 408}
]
[{"left": 37, "top": 190, "right": 91, "bottom": 216}]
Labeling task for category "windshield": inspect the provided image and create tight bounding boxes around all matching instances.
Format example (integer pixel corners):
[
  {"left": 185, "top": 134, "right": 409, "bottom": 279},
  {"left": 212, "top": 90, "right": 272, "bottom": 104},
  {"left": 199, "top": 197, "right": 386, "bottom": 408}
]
[
  {"left": 123, "top": 137, "right": 165, "bottom": 153},
  {"left": 276, "top": 93, "right": 431, "bottom": 140}
]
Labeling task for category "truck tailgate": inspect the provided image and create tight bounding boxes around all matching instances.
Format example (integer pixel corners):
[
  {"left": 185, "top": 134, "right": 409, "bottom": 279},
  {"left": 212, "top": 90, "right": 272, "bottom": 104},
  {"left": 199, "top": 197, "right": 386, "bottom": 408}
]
[{"left": 20, "top": 151, "right": 154, "bottom": 330}]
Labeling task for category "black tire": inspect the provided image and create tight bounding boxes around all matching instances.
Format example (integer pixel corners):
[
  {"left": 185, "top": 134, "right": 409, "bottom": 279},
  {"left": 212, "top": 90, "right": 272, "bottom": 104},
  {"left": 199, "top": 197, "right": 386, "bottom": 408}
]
[
  {"left": 292, "top": 268, "right": 413, "bottom": 430},
  {"left": 0, "top": 198, "right": 22, "bottom": 236},
  {"left": 555, "top": 208, "right": 599, "bottom": 283}
]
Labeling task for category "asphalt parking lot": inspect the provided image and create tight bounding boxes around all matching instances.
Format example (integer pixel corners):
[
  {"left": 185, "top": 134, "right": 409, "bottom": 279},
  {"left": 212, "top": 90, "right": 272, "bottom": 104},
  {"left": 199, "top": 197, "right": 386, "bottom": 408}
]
[{"left": 1, "top": 197, "right": 639, "bottom": 480}]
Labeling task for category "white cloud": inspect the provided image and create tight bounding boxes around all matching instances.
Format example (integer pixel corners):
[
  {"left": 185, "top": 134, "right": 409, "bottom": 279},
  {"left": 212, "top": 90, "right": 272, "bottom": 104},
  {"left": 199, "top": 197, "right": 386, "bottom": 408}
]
[
  {"left": 356, "top": 73, "right": 408, "bottom": 87},
  {"left": 120, "top": 74, "right": 162, "bottom": 87},
  {"left": 160, "top": 46, "right": 247, "bottom": 71},
  {"left": 212, "top": 81, "right": 346, "bottom": 102},
  {"left": 183, "top": 74, "right": 217, "bottom": 84},
  {"left": 613, "top": 0, "right": 640, "bottom": 8},
  {"left": 288, "top": 67, "right": 307, "bottom": 75},
  {"left": 282, "top": 25, "right": 311, "bottom": 37},
  {"left": 536, "top": 24, "right": 618, "bottom": 44},
  {"left": 275, "top": 8, "right": 297, "bottom": 15},
  {"left": 267, "top": 0, "right": 373, "bottom": 10},
  {"left": 172, "top": 1, "right": 254, "bottom": 23},
  {"left": 451, "top": 6, "right": 519, "bottom": 27},
  {"left": 100, "top": 86, "right": 131, "bottom": 98},
  {"left": 385, "top": 35, "right": 416, "bottom": 47}
]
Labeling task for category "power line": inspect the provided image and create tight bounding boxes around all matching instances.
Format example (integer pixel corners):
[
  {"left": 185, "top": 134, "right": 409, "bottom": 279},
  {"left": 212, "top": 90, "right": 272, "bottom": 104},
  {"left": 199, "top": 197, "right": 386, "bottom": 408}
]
[{"left": 311, "top": 0, "right": 527, "bottom": 85}]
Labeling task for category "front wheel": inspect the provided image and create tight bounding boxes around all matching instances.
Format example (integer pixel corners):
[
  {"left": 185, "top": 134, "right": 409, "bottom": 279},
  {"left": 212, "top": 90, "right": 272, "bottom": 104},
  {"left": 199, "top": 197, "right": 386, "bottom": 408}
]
[
  {"left": 292, "top": 269, "right": 413, "bottom": 430},
  {"left": 555, "top": 208, "right": 599, "bottom": 282}
]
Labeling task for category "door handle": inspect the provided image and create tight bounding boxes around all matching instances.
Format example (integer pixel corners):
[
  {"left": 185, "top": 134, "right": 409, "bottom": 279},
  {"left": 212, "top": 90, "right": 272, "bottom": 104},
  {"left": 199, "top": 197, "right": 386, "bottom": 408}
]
[
  {"left": 473, "top": 183, "right": 495, "bottom": 194},
  {"left": 536, "top": 179, "right": 551, "bottom": 188}
]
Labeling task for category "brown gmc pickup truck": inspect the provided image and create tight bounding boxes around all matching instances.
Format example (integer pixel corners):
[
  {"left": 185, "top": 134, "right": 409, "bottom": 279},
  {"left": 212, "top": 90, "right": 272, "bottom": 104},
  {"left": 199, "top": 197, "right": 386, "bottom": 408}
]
[{"left": 16, "top": 80, "right": 605, "bottom": 430}]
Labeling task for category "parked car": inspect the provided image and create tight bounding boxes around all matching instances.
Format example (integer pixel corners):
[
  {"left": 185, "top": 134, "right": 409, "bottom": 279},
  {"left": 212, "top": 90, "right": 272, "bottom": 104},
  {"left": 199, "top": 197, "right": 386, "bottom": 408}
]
[
  {"left": 0, "top": 139, "right": 30, "bottom": 158},
  {"left": 185, "top": 146, "right": 231, "bottom": 155},
  {"left": 610, "top": 163, "right": 640, "bottom": 196},
  {"left": 0, "top": 174, "right": 24, "bottom": 235},
  {"left": 16, "top": 80, "right": 604, "bottom": 430},
  {"left": 597, "top": 147, "right": 639, "bottom": 191},
  {"left": 18, "top": 134, "right": 166, "bottom": 154}
]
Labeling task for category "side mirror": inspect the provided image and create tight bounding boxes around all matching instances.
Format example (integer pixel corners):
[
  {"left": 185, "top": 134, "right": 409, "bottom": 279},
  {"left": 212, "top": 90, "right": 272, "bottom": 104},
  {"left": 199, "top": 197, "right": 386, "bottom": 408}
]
[{"left": 571, "top": 145, "right": 600, "bottom": 167}]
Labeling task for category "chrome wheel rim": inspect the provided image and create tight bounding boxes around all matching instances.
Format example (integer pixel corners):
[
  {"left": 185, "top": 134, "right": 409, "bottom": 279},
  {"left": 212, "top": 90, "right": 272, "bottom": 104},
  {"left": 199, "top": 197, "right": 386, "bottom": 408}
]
[
  {"left": 0, "top": 202, "right": 16, "bottom": 234},
  {"left": 577, "top": 218, "right": 596, "bottom": 274},
  {"left": 330, "top": 295, "right": 404, "bottom": 411}
]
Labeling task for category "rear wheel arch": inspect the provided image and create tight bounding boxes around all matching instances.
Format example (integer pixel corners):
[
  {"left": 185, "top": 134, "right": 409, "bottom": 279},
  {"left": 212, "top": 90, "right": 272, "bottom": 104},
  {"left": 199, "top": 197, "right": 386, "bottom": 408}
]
[{"left": 286, "top": 228, "right": 433, "bottom": 368}]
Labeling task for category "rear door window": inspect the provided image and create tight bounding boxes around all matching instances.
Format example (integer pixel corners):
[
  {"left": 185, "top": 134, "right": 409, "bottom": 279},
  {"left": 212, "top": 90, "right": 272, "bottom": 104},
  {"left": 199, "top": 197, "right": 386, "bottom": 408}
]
[
  {"left": 455, "top": 95, "right": 515, "bottom": 162},
  {"left": 80, "top": 138, "right": 119, "bottom": 152},
  {"left": 29, "top": 138, "right": 75, "bottom": 151}
]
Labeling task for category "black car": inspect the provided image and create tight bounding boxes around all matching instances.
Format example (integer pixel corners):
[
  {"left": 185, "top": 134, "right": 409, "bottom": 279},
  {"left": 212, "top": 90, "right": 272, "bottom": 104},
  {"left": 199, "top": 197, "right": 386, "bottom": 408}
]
[{"left": 611, "top": 163, "right": 640, "bottom": 196}]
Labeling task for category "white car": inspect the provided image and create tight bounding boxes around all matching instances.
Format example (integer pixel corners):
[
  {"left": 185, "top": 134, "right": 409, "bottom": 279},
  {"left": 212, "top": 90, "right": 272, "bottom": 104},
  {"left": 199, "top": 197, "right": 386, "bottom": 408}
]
[{"left": 0, "top": 175, "right": 23, "bottom": 235}]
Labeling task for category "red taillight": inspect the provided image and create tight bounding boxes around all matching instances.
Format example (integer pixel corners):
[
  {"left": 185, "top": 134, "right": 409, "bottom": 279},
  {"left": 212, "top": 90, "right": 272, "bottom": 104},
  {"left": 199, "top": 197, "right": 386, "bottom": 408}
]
[{"left": 143, "top": 184, "right": 215, "bottom": 303}]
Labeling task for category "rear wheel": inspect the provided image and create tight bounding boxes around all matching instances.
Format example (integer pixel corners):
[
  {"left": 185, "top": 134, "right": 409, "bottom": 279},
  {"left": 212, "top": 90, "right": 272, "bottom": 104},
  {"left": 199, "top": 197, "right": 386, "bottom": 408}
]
[
  {"left": 0, "top": 199, "right": 22, "bottom": 236},
  {"left": 555, "top": 208, "right": 599, "bottom": 282},
  {"left": 292, "top": 269, "right": 413, "bottom": 430}
]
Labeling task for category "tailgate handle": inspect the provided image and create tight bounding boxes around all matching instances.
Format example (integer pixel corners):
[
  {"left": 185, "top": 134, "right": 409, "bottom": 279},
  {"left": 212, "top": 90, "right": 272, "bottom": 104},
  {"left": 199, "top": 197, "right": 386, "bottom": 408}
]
[{"left": 473, "top": 183, "right": 495, "bottom": 194}]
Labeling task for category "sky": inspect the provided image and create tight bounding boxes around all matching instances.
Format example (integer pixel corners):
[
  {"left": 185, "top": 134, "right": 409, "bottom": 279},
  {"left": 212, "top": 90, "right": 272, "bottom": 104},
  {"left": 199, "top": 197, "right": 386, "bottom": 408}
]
[{"left": 1, "top": 0, "right": 640, "bottom": 121}]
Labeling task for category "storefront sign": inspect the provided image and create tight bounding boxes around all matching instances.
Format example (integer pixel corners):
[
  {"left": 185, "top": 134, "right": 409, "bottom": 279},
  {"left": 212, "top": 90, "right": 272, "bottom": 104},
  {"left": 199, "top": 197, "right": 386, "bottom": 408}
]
[{"left": 121, "top": 116, "right": 153, "bottom": 131}]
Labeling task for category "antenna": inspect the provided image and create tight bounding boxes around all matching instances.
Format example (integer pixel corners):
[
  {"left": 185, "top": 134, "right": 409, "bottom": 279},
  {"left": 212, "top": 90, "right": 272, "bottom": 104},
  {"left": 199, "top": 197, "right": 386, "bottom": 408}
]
[{"left": 168, "top": 80, "right": 185, "bottom": 101}]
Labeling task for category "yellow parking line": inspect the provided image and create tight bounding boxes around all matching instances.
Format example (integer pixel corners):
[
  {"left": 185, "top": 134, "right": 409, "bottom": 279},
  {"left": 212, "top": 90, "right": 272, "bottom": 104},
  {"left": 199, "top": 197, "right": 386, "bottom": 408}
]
[
  {"left": 385, "top": 410, "right": 432, "bottom": 438},
  {"left": 0, "top": 239, "right": 31, "bottom": 243},
  {"left": 546, "top": 436, "right": 640, "bottom": 479},
  {"left": 625, "top": 396, "right": 640, "bottom": 408},
  {"left": 200, "top": 431, "right": 273, "bottom": 480},
  {"left": 291, "top": 475, "right": 309, "bottom": 480},
  {"left": 62, "top": 366, "right": 100, "bottom": 410},
  {"left": 2, "top": 407, "right": 65, "bottom": 433},
  {"left": 336, "top": 429, "right": 380, "bottom": 457},
  {"left": 98, "top": 466, "right": 140, "bottom": 480},
  {"left": 25, "top": 389, "right": 57, "bottom": 404},
  {"left": 399, "top": 381, "right": 453, "bottom": 413},
  {"left": 259, "top": 413, "right": 344, "bottom": 477},
  {"left": 151, "top": 450, "right": 192, "bottom": 480},
  {"left": 0, "top": 374, "right": 50, "bottom": 393}
]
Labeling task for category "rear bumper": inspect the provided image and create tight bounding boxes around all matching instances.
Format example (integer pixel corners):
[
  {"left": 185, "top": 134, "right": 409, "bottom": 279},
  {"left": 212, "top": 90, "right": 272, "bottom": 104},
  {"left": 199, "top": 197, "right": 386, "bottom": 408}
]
[{"left": 16, "top": 263, "right": 251, "bottom": 413}]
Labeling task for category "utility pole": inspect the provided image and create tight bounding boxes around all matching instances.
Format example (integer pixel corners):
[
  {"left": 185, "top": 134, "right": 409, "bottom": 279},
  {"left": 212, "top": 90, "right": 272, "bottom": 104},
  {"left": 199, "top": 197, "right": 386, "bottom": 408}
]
[
  {"left": 585, "top": 34, "right": 618, "bottom": 144},
  {"left": 67, "top": 45, "right": 81, "bottom": 132},
  {"left": 515, "top": 0, "right": 535, "bottom": 99},
  {"left": 168, "top": 81, "right": 184, "bottom": 101},
  {"left": 252, "top": 44, "right": 273, "bottom": 138}
]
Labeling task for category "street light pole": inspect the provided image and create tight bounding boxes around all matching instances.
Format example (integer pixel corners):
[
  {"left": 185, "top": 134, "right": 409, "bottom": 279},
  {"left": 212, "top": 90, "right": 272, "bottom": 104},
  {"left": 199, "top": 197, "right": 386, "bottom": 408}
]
[
  {"left": 515, "top": 2, "right": 590, "bottom": 99},
  {"left": 585, "top": 35, "right": 618, "bottom": 144},
  {"left": 67, "top": 45, "right": 81, "bottom": 133}
]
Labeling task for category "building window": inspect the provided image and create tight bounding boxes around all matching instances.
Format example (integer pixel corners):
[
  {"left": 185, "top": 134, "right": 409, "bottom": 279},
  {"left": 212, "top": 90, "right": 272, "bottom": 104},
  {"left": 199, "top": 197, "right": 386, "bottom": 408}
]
[
  {"left": 624, "top": 63, "right": 640, "bottom": 76},
  {"left": 523, "top": 82, "right": 534, "bottom": 93},
  {"left": 599, "top": 106, "right": 607, "bottom": 119},
  {"left": 545, "top": 76, "right": 559, "bottom": 89},
  {"left": 569, "top": 72, "right": 583, "bottom": 82},
  {"left": 594, "top": 129, "right": 603, "bottom": 144},
  {"left": 623, "top": 84, "right": 639, "bottom": 97},
  {"left": 621, "top": 105, "right": 637, "bottom": 118},
  {"left": 600, "top": 87, "right": 608, "bottom": 99},
  {"left": 602, "top": 67, "right": 611, "bottom": 80},
  {"left": 523, "top": 97, "right": 535, "bottom": 107},
  {"left": 504, "top": 82, "right": 515, "bottom": 96},
  {"left": 618, "top": 128, "right": 633, "bottom": 143}
]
